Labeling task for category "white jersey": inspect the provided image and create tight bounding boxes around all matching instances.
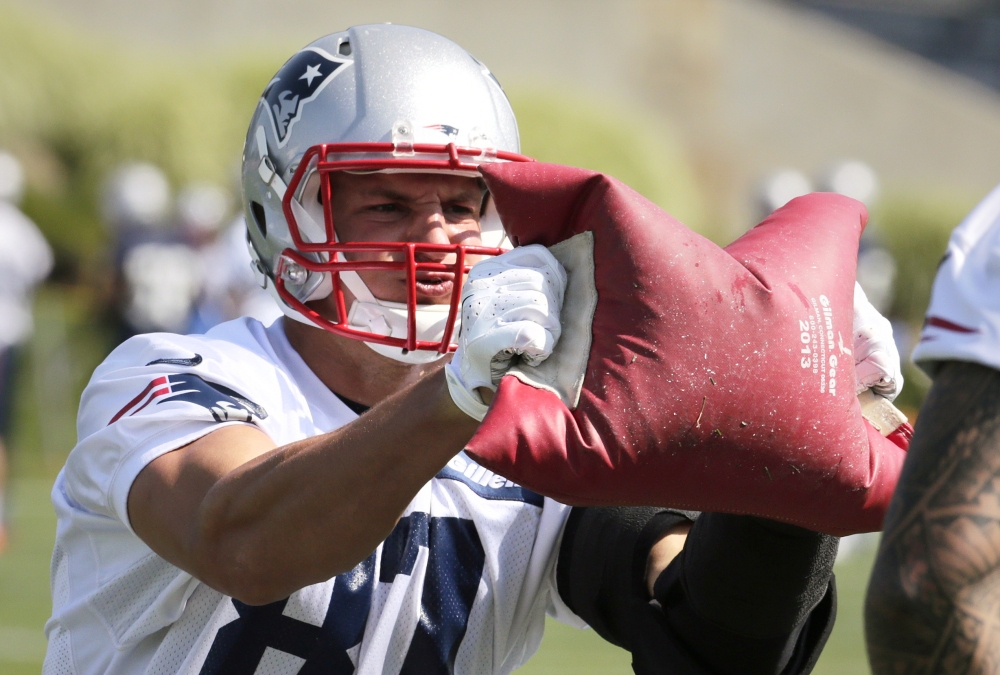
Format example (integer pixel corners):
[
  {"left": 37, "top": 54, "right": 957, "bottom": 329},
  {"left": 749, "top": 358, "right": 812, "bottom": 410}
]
[
  {"left": 0, "top": 200, "right": 53, "bottom": 348},
  {"left": 913, "top": 182, "right": 1000, "bottom": 375},
  {"left": 44, "top": 317, "right": 583, "bottom": 675}
]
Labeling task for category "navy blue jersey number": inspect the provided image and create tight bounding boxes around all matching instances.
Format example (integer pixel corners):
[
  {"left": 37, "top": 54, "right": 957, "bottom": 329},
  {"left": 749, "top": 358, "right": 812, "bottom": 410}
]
[{"left": 199, "top": 515, "right": 484, "bottom": 675}]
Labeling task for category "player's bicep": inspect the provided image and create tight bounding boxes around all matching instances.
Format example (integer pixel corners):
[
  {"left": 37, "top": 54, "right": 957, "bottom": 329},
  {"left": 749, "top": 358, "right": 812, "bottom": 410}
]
[
  {"left": 127, "top": 424, "right": 277, "bottom": 572},
  {"left": 867, "top": 360, "right": 1000, "bottom": 671}
]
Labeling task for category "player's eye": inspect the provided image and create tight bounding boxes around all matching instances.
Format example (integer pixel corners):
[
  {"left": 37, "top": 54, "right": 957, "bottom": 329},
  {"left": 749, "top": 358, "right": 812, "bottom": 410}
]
[{"left": 445, "top": 203, "right": 478, "bottom": 217}]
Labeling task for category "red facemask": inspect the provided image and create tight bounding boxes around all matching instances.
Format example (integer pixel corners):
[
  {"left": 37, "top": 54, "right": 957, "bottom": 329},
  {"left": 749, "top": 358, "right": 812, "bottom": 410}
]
[{"left": 276, "top": 142, "right": 533, "bottom": 354}]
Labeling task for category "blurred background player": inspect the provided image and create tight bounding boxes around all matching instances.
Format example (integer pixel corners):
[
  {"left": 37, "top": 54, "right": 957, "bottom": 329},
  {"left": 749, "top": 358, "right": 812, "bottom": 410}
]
[
  {"left": 753, "top": 168, "right": 813, "bottom": 226},
  {"left": 103, "top": 168, "right": 280, "bottom": 340},
  {"left": 0, "top": 150, "right": 53, "bottom": 554},
  {"left": 102, "top": 162, "right": 202, "bottom": 341},
  {"left": 817, "top": 160, "right": 898, "bottom": 318},
  {"left": 193, "top": 209, "right": 283, "bottom": 332},
  {"left": 175, "top": 180, "right": 237, "bottom": 333},
  {"left": 866, "top": 182, "right": 1000, "bottom": 672}
]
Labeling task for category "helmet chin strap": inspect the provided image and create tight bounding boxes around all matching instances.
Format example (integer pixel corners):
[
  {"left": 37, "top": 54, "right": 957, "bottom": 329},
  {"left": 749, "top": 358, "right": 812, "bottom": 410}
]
[
  {"left": 337, "top": 264, "right": 454, "bottom": 364},
  {"left": 266, "top": 264, "right": 454, "bottom": 364}
]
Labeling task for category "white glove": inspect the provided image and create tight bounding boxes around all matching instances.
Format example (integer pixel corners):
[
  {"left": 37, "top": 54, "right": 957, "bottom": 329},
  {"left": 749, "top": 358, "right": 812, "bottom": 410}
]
[
  {"left": 446, "top": 244, "right": 567, "bottom": 421},
  {"left": 853, "top": 282, "right": 903, "bottom": 400}
]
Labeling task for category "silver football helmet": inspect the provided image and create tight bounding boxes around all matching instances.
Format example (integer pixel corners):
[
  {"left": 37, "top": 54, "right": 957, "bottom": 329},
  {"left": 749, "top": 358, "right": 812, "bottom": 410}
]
[{"left": 241, "top": 24, "right": 529, "bottom": 363}]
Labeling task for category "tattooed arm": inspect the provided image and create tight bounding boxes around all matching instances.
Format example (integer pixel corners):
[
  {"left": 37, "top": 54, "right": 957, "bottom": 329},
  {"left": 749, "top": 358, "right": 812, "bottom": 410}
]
[{"left": 866, "top": 360, "right": 1000, "bottom": 674}]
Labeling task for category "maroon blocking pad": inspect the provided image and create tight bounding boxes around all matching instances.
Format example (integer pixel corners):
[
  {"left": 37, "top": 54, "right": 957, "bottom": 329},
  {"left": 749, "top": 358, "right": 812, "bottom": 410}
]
[{"left": 465, "top": 162, "right": 905, "bottom": 535}]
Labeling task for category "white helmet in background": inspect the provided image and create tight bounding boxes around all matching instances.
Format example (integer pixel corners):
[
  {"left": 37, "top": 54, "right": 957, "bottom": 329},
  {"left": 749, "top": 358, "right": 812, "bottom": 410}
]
[
  {"left": 0, "top": 151, "right": 25, "bottom": 205},
  {"left": 756, "top": 169, "right": 812, "bottom": 221},
  {"left": 818, "top": 160, "right": 879, "bottom": 208},
  {"left": 178, "top": 182, "right": 231, "bottom": 238},
  {"left": 240, "top": 25, "right": 530, "bottom": 364},
  {"left": 101, "top": 162, "right": 171, "bottom": 231},
  {"left": 820, "top": 160, "right": 893, "bottom": 313}
]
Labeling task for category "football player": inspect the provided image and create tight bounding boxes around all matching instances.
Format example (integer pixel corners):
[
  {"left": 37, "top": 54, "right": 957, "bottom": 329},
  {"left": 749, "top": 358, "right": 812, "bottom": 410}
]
[
  {"left": 44, "top": 26, "right": 899, "bottom": 675},
  {"left": 0, "top": 149, "right": 53, "bottom": 555},
  {"left": 866, "top": 183, "right": 1000, "bottom": 672}
]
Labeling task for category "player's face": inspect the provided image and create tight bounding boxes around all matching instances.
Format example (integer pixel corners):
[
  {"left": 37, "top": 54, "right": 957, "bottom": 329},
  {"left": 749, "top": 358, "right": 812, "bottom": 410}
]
[{"left": 326, "top": 171, "right": 486, "bottom": 305}]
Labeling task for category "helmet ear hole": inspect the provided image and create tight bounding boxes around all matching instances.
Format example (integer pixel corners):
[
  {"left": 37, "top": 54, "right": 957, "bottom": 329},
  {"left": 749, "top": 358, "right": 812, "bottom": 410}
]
[
  {"left": 250, "top": 201, "right": 267, "bottom": 237},
  {"left": 338, "top": 40, "right": 352, "bottom": 56}
]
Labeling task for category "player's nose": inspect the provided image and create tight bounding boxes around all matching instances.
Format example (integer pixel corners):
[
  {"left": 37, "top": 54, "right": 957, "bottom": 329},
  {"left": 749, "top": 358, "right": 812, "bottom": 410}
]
[{"left": 405, "top": 206, "right": 453, "bottom": 248}]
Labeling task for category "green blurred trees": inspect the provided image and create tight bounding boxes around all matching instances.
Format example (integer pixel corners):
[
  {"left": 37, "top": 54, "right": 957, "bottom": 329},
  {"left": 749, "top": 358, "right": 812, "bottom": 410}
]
[
  {"left": 0, "top": 4, "right": 704, "bottom": 277},
  {"left": 510, "top": 86, "right": 704, "bottom": 229},
  {"left": 0, "top": 4, "right": 280, "bottom": 269}
]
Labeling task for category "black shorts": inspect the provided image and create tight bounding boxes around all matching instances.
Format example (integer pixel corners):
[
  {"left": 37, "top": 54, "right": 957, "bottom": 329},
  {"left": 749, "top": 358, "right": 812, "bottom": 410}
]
[{"left": 0, "top": 346, "right": 19, "bottom": 439}]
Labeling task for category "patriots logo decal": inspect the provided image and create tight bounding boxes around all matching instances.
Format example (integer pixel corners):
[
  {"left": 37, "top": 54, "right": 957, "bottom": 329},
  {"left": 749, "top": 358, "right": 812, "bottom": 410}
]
[
  {"left": 109, "top": 374, "right": 268, "bottom": 425},
  {"left": 424, "top": 124, "right": 460, "bottom": 138},
  {"left": 263, "top": 47, "right": 351, "bottom": 146}
]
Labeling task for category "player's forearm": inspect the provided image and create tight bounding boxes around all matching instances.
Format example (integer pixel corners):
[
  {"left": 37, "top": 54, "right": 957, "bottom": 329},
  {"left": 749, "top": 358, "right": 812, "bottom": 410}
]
[
  {"left": 866, "top": 361, "right": 1000, "bottom": 673},
  {"left": 193, "top": 369, "right": 477, "bottom": 604}
]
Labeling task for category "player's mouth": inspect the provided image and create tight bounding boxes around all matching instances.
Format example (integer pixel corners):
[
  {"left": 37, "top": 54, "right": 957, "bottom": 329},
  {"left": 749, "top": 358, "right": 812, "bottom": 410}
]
[{"left": 414, "top": 273, "right": 454, "bottom": 299}]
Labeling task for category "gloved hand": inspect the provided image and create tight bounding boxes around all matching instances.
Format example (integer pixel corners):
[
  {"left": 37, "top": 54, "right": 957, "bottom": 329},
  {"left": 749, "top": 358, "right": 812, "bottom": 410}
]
[
  {"left": 853, "top": 282, "right": 903, "bottom": 400},
  {"left": 446, "top": 244, "right": 567, "bottom": 421}
]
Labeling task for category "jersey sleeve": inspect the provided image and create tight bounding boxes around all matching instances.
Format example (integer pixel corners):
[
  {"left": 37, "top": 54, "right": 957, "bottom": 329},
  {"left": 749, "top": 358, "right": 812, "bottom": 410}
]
[
  {"left": 63, "top": 331, "right": 273, "bottom": 532},
  {"left": 913, "top": 182, "right": 1000, "bottom": 377}
]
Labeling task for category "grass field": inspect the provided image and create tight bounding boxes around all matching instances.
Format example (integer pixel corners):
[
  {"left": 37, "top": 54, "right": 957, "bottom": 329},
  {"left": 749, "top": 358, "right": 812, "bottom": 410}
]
[{"left": 0, "top": 472, "right": 878, "bottom": 674}]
